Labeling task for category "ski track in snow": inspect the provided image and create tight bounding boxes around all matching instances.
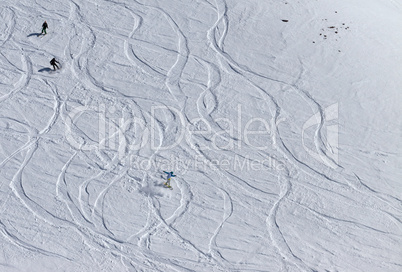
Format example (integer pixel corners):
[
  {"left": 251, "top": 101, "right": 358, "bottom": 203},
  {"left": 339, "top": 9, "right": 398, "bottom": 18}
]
[
  {"left": 0, "top": 0, "right": 400, "bottom": 271},
  {"left": 0, "top": 7, "right": 15, "bottom": 48}
]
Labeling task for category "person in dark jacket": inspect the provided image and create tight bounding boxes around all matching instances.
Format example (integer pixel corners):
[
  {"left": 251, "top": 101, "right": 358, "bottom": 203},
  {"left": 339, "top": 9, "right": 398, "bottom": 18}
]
[
  {"left": 41, "top": 21, "right": 48, "bottom": 35},
  {"left": 50, "top": 58, "right": 59, "bottom": 70}
]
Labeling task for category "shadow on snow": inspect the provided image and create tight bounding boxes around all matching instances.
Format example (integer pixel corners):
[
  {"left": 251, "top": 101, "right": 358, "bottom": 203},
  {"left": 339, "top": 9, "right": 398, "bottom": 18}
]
[
  {"left": 27, "top": 33, "right": 42, "bottom": 37},
  {"left": 38, "top": 67, "right": 53, "bottom": 72}
]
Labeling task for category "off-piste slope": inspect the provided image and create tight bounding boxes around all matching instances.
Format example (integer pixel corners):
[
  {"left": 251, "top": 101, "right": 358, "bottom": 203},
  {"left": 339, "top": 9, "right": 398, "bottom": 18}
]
[{"left": 0, "top": 0, "right": 401, "bottom": 271}]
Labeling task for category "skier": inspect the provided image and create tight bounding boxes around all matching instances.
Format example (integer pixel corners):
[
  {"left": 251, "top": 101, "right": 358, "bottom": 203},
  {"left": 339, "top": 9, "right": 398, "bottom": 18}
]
[
  {"left": 50, "top": 58, "right": 60, "bottom": 70},
  {"left": 163, "top": 171, "right": 176, "bottom": 188},
  {"left": 41, "top": 21, "right": 48, "bottom": 35}
]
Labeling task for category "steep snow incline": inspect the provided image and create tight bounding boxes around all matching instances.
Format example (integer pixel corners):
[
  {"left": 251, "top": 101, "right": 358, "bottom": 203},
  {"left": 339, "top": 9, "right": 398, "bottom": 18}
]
[{"left": 0, "top": 0, "right": 401, "bottom": 271}]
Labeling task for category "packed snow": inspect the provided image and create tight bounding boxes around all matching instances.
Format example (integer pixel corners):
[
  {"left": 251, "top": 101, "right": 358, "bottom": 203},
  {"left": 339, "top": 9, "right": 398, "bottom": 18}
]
[{"left": 0, "top": 0, "right": 401, "bottom": 271}]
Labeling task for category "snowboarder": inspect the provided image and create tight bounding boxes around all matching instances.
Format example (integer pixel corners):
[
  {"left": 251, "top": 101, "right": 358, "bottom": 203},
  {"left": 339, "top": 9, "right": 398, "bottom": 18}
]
[
  {"left": 163, "top": 171, "right": 176, "bottom": 187},
  {"left": 50, "top": 58, "right": 60, "bottom": 70},
  {"left": 41, "top": 21, "right": 48, "bottom": 35}
]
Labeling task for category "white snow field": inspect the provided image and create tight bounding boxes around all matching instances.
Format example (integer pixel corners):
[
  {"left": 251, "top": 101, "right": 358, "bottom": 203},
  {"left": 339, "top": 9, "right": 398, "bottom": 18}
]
[{"left": 0, "top": 0, "right": 401, "bottom": 271}]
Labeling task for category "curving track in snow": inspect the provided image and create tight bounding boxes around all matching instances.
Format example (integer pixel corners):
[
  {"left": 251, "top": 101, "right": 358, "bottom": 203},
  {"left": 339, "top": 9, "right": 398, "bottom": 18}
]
[{"left": 0, "top": 0, "right": 401, "bottom": 271}]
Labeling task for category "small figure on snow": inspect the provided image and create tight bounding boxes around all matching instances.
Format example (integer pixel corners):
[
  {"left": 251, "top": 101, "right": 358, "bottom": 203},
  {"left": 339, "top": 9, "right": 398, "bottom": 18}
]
[
  {"left": 163, "top": 171, "right": 176, "bottom": 187},
  {"left": 41, "top": 21, "right": 48, "bottom": 35},
  {"left": 50, "top": 58, "right": 60, "bottom": 70}
]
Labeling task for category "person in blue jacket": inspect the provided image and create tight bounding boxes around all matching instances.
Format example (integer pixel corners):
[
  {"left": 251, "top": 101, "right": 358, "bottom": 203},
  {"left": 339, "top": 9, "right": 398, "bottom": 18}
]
[{"left": 163, "top": 171, "right": 176, "bottom": 187}]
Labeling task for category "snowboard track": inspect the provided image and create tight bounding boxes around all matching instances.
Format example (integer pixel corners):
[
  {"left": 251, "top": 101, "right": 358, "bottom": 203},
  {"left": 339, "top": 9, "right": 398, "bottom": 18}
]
[{"left": 0, "top": 0, "right": 400, "bottom": 271}]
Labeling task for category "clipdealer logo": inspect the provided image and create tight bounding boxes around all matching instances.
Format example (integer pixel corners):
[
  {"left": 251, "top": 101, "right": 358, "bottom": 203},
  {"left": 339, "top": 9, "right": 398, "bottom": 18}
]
[
  {"left": 63, "top": 103, "right": 280, "bottom": 157},
  {"left": 62, "top": 102, "right": 338, "bottom": 169}
]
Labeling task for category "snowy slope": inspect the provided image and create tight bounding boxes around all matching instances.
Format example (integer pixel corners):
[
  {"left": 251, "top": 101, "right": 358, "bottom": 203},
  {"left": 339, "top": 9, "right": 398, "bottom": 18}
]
[{"left": 0, "top": 0, "right": 401, "bottom": 271}]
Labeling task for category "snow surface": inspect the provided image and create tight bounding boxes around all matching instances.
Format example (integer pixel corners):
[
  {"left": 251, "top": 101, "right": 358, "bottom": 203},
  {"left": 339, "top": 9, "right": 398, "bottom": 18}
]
[{"left": 0, "top": 0, "right": 401, "bottom": 271}]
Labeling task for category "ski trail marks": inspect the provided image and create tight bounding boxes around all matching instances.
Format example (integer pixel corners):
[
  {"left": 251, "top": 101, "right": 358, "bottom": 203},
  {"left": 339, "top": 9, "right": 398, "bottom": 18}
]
[
  {"left": 0, "top": 7, "right": 15, "bottom": 48},
  {"left": 206, "top": 1, "right": 314, "bottom": 270},
  {"left": 0, "top": 52, "right": 32, "bottom": 104},
  {"left": 124, "top": 9, "right": 167, "bottom": 79},
  {"left": 163, "top": 13, "right": 189, "bottom": 108},
  {"left": 91, "top": 170, "right": 128, "bottom": 237},
  {"left": 266, "top": 176, "right": 312, "bottom": 272},
  {"left": 0, "top": 219, "right": 73, "bottom": 261},
  {"left": 208, "top": 188, "right": 233, "bottom": 266},
  {"left": 195, "top": 57, "right": 220, "bottom": 117},
  {"left": 137, "top": 2, "right": 190, "bottom": 107},
  {"left": 67, "top": 0, "right": 114, "bottom": 96}
]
